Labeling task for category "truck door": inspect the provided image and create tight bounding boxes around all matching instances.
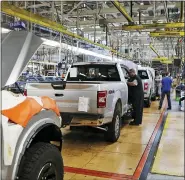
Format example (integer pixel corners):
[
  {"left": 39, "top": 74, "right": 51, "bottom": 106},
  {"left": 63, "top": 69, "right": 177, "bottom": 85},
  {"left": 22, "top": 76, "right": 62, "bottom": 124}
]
[
  {"left": 120, "top": 66, "right": 129, "bottom": 112},
  {"left": 148, "top": 70, "right": 155, "bottom": 94}
]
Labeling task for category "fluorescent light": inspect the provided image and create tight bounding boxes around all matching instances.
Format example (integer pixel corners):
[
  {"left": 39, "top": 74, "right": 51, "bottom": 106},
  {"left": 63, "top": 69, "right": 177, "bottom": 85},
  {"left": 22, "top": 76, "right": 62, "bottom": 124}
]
[
  {"left": 41, "top": 38, "right": 114, "bottom": 60},
  {"left": 1, "top": 28, "right": 11, "bottom": 33},
  {"left": 41, "top": 38, "right": 60, "bottom": 47}
]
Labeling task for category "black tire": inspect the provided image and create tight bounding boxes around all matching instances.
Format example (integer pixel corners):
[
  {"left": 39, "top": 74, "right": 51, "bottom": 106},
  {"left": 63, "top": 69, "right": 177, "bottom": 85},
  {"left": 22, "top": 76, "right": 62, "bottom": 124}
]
[
  {"left": 145, "top": 97, "right": 151, "bottom": 107},
  {"left": 151, "top": 94, "right": 156, "bottom": 101},
  {"left": 104, "top": 104, "right": 121, "bottom": 142},
  {"left": 69, "top": 126, "right": 77, "bottom": 130},
  {"left": 18, "top": 142, "right": 64, "bottom": 180}
]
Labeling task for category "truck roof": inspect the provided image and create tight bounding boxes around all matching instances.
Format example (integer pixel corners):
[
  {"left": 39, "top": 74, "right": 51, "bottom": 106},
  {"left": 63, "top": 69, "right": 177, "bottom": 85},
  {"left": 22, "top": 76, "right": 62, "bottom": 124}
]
[
  {"left": 72, "top": 62, "right": 116, "bottom": 66},
  {"left": 73, "top": 60, "right": 137, "bottom": 66},
  {"left": 72, "top": 60, "right": 138, "bottom": 71}
]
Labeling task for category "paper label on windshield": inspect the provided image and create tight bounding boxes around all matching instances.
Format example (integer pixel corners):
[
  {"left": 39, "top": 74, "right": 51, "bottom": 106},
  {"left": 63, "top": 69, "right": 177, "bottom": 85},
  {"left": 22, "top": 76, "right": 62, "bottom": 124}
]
[
  {"left": 78, "top": 97, "right": 89, "bottom": 112},
  {"left": 70, "top": 67, "right": 77, "bottom": 77}
]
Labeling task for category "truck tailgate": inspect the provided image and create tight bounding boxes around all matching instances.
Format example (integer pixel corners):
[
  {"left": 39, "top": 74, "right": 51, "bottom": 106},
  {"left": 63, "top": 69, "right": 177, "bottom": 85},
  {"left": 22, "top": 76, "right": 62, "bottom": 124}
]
[
  {"left": 56, "top": 83, "right": 99, "bottom": 114},
  {"left": 26, "top": 82, "right": 99, "bottom": 114}
]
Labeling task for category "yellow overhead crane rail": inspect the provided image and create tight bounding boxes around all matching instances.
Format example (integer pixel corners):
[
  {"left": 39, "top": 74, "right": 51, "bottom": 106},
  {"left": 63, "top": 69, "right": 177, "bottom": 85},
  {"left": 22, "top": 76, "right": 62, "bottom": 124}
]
[
  {"left": 111, "top": 0, "right": 134, "bottom": 23},
  {"left": 153, "top": 57, "right": 173, "bottom": 64},
  {"left": 149, "top": 44, "right": 172, "bottom": 64},
  {"left": 122, "top": 22, "right": 184, "bottom": 31},
  {"left": 1, "top": 1, "right": 126, "bottom": 58},
  {"left": 150, "top": 31, "right": 185, "bottom": 37},
  {"left": 153, "top": 57, "right": 169, "bottom": 61}
]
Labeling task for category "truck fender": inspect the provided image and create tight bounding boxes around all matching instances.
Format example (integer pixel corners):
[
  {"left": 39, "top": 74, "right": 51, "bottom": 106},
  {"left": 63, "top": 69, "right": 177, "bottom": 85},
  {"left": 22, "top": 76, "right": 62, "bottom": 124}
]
[{"left": 9, "top": 110, "right": 62, "bottom": 180}]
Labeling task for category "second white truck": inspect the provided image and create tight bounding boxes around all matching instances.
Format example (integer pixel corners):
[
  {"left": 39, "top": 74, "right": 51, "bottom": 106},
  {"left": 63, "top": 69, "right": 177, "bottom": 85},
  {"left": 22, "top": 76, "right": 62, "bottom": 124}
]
[{"left": 26, "top": 61, "right": 138, "bottom": 142}]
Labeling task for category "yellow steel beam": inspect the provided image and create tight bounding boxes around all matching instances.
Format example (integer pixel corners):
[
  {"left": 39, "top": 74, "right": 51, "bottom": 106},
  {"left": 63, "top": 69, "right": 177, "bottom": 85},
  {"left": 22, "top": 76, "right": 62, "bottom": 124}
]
[
  {"left": 153, "top": 57, "right": 169, "bottom": 61},
  {"left": 122, "top": 22, "right": 184, "bottom": 31},
  {"left": 111, "top": 0, "right": 134, "bottom": 23},
  {"left": 150, "top": 31, "right": 185, "bottom": 37},
  {"left": 161, "top": 61, "right": 172, "bottom": 64},
  {"left": 149, "top": 44, "right": 160, "bottom": 58},
  {"left": 1, "top": 1, "right": 123, "bottom": 57},
  {"left": 152, "top": 59, "right": 172, "bottom": 64}
]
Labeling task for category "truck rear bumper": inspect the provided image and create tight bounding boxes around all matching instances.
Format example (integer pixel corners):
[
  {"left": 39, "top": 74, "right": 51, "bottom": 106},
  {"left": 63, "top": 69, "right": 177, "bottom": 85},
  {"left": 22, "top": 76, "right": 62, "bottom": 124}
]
[{"left": 61, "top": 113, "right": 106, "bottom": 127}]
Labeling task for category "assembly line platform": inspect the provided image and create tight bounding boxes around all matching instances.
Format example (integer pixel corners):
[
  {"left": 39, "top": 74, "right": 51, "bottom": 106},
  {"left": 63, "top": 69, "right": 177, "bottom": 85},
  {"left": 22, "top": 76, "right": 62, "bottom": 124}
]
[{"left": 60, "top": 101, "right": 184, "bottom": 180}]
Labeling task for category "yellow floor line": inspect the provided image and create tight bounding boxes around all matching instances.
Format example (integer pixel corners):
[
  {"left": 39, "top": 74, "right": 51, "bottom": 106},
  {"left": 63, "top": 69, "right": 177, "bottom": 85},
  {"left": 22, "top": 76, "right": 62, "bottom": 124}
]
[
  {"left": 151, "top": 113, "right": 184, "bottom": 176},
  {"left": 151, "top": 116, "right": 169, "bottom": 174}
]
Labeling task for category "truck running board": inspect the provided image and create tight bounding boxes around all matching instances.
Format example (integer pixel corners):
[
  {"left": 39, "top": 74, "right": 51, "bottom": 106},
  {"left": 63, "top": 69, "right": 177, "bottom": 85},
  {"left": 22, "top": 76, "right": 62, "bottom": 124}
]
[{"left": 92, "top": 126, "right": 108, "bottom": 132}]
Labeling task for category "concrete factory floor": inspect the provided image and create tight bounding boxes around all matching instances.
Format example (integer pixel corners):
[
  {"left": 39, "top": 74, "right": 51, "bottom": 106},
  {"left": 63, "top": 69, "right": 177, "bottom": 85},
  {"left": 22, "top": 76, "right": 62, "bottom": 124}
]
[{"left": 59, "top": 100, "right": 184, "bottom": 180}]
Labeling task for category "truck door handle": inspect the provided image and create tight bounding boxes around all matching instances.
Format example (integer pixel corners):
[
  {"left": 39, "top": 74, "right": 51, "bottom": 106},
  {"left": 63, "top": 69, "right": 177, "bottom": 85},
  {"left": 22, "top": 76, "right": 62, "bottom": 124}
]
[{"left": 55, "top": 93, "right": 64, "bottom": 97}]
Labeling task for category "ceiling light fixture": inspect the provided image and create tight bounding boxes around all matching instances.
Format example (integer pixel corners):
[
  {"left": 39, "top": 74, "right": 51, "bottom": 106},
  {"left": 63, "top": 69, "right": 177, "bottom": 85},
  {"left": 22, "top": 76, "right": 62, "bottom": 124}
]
[{"left": 41, "top": 38, "right": 114, "bottom": 60}]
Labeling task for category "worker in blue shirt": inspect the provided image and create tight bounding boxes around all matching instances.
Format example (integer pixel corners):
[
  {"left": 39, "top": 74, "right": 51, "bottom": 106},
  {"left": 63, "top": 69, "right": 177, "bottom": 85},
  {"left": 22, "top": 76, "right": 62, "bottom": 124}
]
[{"left": 159, "top": 72, "right": 172, "bottom": 110}]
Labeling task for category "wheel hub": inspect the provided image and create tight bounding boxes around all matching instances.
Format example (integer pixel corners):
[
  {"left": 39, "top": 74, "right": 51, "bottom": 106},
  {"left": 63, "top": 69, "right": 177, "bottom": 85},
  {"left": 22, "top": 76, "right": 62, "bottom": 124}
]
[{"left": 37, "top": 163, "right": 57, "bottom": 180}]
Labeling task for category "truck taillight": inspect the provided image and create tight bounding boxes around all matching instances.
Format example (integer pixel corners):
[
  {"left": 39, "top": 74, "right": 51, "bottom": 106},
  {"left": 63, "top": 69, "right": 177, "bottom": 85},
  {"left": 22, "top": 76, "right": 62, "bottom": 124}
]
[
  {"left": 23, "top": 89, "right": 27, "bottom": 96},
  {"left": 144, "top": 83, "right": 148, "bottom": 91},
  {"left": 97, "top": 91, "right": 107, "bottom": 108}
]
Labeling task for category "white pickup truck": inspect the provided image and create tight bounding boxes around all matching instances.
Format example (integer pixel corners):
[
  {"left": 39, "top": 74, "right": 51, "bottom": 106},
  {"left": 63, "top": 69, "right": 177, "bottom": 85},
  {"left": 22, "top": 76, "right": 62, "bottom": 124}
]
[
  {"left": 26, "top": 61, "right": 138, "bottom": 142},
  {"left": 138, "top": 66, "right": 156, "bottom": 107}
]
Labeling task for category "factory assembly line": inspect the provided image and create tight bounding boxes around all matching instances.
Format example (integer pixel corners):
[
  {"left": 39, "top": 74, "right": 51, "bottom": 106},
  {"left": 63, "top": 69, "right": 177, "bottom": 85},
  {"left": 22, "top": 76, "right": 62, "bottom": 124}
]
[{"left": 1, "top": 1, "right": 184, "bottom": 180}]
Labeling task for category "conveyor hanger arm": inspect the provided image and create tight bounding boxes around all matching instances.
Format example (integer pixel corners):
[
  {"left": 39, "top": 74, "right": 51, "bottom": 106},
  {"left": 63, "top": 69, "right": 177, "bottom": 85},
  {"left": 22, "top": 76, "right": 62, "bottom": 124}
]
[{"left": 111, "top": 0, "right": 134, "bottom": 23}]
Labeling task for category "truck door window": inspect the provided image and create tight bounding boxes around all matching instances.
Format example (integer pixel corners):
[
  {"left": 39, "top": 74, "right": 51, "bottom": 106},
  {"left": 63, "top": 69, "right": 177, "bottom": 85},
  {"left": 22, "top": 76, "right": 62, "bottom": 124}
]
[
  {"left": 67, "top": 64, "right": 121, "bottom": 81},
  {"left": 138, "top": 70, "right": 149, "bottom": 79}
]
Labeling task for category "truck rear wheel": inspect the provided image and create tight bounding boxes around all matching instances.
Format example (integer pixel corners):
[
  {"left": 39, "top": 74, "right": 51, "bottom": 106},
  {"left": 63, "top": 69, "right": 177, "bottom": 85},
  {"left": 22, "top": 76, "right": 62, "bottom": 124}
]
[
  {"left": 104, "top": 106, "right": 121, "bottom": 142},
  {"left": 18, "top": 142, "right": 64, "bottom": 180},
  {"left": 145, "top": 97, "right": 151, "bottom": 107}
]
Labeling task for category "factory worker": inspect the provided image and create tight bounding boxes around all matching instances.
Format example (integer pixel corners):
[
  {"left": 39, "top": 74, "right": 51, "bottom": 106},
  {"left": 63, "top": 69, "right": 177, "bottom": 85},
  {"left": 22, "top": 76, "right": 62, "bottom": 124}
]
[
  {"left": 127, "top": 69, "right": 144, "bottom": 125},
  {"left": 155, "top": 71, "right": 162, "bottom": 100}
]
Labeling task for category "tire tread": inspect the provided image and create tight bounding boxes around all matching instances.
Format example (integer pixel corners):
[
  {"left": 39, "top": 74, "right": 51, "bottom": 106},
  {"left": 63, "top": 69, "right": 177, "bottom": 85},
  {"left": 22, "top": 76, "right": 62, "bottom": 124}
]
[{"left": 18, "top": 142, "right": 63, "bottom": 180}]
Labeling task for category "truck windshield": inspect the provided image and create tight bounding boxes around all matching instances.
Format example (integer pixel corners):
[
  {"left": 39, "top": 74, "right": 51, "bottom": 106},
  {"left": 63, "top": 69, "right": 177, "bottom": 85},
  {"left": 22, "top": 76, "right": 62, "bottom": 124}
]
[
  {"left": 138, "top": 70, "right": 149, "bottom": 79},
  {"left": 67, "top": 64, "right": 120, "bottom": 81}
]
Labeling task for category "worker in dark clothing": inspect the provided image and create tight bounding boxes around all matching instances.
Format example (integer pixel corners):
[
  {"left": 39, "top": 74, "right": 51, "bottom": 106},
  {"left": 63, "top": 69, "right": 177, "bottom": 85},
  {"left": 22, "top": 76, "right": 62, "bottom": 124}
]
[
  {"left": 159, "top": 72, "right": 172, "bottom": 110},
  {"left": 127, "top": 69, "right": 144, "bottom": 125}
]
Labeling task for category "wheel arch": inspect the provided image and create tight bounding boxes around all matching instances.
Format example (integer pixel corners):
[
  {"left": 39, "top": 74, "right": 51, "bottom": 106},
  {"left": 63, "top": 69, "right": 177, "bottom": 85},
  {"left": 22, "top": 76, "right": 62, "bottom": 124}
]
[
  {"left": 17, "top": 124, "right": 62, "bottom": 178},
  {"left": 114, "top": 98, "right": 122, "bottom": 115},
  {"left": 116, "top": 98, "right": 122, "bottom": 112},
  {"left": 10, "top": 110, "right": 62, "bottom": 180}
]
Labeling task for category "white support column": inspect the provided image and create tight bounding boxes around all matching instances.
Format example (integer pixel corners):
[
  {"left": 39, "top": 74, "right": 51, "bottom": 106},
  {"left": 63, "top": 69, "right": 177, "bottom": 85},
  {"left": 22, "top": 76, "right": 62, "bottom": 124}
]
[{"left": 59, "top": 33, "right": 62, "bottom": 63}]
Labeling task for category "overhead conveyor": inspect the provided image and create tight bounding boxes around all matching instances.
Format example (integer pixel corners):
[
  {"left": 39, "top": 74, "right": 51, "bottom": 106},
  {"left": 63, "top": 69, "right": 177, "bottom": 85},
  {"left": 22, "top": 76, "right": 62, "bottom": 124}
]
[
  {"left": 150, "top": 31, "right": 185, "bottom": 37},
  {"left": 1, "top": 1, "right": 126, "bottom": 59},
  {"left": 121, "top": 22, "right": 184, "bottom": 31}
]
